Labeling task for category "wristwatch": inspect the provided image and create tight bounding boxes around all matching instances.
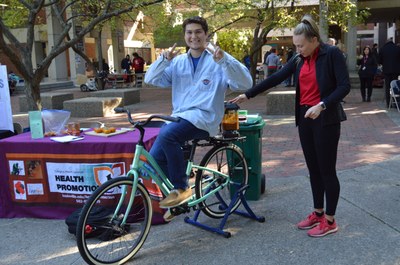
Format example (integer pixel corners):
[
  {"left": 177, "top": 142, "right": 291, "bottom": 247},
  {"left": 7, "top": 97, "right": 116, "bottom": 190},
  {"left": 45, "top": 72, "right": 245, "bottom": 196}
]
[{"left": 319, "top": 101, "right": 326, "bottom": 110}]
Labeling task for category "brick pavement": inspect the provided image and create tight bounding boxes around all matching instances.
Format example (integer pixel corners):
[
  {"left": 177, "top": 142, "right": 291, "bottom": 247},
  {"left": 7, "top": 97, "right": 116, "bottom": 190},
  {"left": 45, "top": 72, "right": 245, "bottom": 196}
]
[
  {"left": 10, "top": 84, "right": 400, "bottom": 179},
  {"left": 261, "top": 87, "right": 400, "bottom": 178}
]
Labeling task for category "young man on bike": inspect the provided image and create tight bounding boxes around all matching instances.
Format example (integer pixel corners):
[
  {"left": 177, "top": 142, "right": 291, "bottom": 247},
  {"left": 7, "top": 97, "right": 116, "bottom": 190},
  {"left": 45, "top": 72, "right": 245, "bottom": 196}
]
[{"left": 145, "top": 16, "right": 252, "bottom": 208}]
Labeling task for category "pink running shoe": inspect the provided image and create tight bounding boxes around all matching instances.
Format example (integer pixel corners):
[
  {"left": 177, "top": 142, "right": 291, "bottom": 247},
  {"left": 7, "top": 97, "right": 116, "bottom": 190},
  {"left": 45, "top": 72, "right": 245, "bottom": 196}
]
[
  {"left": 307, "top": 218, "right": 338, "bottom": 237},
  {"left": 297, "top": 212, "right": 324, "bottom": 230}
]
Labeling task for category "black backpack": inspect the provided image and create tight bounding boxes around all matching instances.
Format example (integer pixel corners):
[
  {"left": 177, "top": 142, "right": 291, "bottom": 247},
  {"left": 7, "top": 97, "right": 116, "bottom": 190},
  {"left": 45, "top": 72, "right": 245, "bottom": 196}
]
[{"left": 65, "top": 206, "right": 115, "bottom": 238}]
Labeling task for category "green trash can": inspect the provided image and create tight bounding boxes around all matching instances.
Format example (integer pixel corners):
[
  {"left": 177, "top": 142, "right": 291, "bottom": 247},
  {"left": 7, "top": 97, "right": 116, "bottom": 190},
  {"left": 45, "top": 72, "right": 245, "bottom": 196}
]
[{"left": 234, "top": 114, "right": 266, "bottom": 201}]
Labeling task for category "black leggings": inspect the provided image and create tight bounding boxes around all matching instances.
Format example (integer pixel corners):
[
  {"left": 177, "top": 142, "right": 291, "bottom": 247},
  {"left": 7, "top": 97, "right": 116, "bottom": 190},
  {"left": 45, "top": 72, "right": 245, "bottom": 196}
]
[
  {"left": 359, "top": 76, "right": 374, "bottom": 100},
  {"left": 298, "top": 106, "right": 341, "bottom": 216}
]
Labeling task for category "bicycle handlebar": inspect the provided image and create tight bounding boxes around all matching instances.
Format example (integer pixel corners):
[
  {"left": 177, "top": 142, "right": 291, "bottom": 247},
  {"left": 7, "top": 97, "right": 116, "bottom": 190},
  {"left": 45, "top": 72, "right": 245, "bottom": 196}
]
[{"left": 114, "top": 107, "right": 179, "bottom": 127}]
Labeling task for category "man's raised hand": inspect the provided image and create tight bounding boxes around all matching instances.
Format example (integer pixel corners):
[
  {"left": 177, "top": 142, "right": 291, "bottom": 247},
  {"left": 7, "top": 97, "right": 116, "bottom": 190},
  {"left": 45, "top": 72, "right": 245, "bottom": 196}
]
[
  {"left": 206, "top": 42, "right": 224, "bottom": 62},
  {"left": 163, "top": 43, "right": 180, "bottom": 61}
]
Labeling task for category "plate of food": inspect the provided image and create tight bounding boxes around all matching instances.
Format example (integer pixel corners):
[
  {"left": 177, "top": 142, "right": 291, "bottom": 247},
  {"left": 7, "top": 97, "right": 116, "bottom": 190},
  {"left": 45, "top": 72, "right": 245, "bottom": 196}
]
[{"left": 85, "top": 127, "right": 128, "bottom": 137}]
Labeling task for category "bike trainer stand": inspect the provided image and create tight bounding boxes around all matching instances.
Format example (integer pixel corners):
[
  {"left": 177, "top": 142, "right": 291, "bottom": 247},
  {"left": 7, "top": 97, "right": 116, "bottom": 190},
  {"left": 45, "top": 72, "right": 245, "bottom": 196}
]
[{"left": 184, "top": 184, "right": 265, "bottom": 238}]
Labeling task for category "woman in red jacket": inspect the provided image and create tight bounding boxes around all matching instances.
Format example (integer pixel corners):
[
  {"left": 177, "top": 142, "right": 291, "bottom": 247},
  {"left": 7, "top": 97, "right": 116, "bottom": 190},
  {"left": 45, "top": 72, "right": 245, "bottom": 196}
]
[{"left": 232, "top": 15, "right": 350, "bottom": 238}]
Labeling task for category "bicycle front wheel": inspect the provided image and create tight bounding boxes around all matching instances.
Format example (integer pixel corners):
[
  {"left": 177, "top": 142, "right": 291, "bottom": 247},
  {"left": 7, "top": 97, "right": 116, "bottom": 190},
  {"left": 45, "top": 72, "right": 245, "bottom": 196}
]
[
  {"left": 195, "top": 144, "right": 248, "bottom": 219},
  {"left": 76, "top": 177, "right": 152, "bottom": 265}
]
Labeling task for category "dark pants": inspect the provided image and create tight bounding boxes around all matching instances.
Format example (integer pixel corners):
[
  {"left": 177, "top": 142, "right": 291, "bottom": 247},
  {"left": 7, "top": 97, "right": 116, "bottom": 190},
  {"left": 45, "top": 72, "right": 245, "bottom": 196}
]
[
  {"left": 267, "top": 67, "right": 277, "bottom": 77},
  {"left": 384, "top": 73, "right": 400, "bottom": 107},
  {"left": 298, "top": 106, "right": 341, "bottom": 216},
  {"left": 150, "top": 118, "right": 209, "bottom": 190},
  {"left": 359, "top": 75, "right": 374, "bottom": 101}
]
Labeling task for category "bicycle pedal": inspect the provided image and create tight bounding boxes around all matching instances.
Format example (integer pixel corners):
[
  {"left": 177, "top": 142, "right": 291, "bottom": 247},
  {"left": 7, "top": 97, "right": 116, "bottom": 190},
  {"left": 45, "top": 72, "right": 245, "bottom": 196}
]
[
  {"left": 170, "top": 204, "right": 190, "bottom": 214},
  {"left": 163, "top": 209, "right": 176, "bottom": 222},
  {"left": 179, "top": 203, "right": 190, "bottom": 213}
]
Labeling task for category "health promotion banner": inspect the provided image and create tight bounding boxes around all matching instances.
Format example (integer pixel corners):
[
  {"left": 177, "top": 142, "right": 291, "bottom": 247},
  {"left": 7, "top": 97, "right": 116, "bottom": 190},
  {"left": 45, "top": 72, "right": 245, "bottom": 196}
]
[{"left": 0, "top": 65, "right": 13, "bottom": 131}]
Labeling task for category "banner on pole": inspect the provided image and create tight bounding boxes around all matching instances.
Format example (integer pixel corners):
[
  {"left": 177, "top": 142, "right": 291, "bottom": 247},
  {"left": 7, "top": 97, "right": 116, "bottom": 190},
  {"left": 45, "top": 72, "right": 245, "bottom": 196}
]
[{"left": 0, "top": 65, "right": 13, "bottom": 131}]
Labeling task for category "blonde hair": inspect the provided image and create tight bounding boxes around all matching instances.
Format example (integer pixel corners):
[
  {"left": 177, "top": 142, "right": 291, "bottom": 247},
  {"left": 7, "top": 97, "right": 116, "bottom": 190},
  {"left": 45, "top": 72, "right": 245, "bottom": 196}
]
[{"left": 293, "top": 15, "right": 321, "bottom": 42}]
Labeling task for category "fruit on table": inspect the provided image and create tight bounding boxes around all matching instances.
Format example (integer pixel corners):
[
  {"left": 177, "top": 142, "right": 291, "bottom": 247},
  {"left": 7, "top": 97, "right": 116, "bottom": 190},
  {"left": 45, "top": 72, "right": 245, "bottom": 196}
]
[{"left": 93, "top": 127, "right": 116, "bottom": 134}]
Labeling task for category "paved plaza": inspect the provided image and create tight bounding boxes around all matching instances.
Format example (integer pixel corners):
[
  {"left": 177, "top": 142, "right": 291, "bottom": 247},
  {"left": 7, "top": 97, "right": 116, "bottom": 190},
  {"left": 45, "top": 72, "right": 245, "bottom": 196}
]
[{"left": 1, "top": 82, "right": 400, "bottom": 264}]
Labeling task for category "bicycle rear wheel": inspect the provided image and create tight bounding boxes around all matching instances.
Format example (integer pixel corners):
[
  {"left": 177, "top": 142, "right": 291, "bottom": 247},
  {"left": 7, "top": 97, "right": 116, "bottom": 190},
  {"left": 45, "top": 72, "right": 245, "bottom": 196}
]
[
  {"left": 195, "top": 144, "right": 248, "bottom": 219},
  {"left": 76, "top": 177, "right": 152, "bottom": 265}
]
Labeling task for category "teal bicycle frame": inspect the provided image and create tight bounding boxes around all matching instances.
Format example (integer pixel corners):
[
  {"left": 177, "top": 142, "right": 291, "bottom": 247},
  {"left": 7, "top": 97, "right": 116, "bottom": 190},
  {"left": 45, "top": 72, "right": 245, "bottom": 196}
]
[
  {"left": 114, "top": 140, "right": 231, "bottom": 225},
  {"left": 134, "top": 144, "right": 231, "bottom": 206}
]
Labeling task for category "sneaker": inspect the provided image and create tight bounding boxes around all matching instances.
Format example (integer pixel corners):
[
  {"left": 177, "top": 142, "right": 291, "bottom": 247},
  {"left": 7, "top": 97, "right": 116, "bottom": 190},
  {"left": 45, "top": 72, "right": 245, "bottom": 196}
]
[
  {"left": 297, "top": 212, "right": 324, "bottom": 230},
  {"left": 307, "top": 218, "right": 338, "bottom": 237},
  {"left": 159, "top": 188, "right": 192, "bottom": 208}
]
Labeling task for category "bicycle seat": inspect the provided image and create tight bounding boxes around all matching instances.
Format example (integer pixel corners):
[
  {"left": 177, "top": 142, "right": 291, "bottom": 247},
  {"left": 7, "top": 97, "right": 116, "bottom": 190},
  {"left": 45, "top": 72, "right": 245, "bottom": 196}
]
[{"left": 210, "top": 134, "right": 246, "bottom": 142}]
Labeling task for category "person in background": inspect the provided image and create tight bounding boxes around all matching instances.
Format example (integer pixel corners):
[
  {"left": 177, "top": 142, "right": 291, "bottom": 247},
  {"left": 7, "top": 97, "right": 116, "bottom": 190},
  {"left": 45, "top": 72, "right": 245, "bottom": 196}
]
[
  {"left": 357, "top": 46, "right": 378, "bottom": 102},
  {"left": 144, "top": 16, "right": 252, "bottom": 210},
  {"left": 243, "top": 54, "right": 251, "bottom": 70},
  {"left": 8, "top": 71, "right": 19, "bottom": 95},
  {"left": 326, "top": 38, "right": 336, "bottom": 46},
  {"left": 262, "top": 50, "right": 271, "bottom": 79},
  {"left": 285, "top": 48, "right": 295, "bottom": 87},
  {"left": 132, "top": 52, "right": 145, "bottom": 73},
  {"left": 371, "top": 43, "right": 379, "bottom": 61},
  {"left": 265, "top": 48, "right": 281, "bottom": 78},
  {"left": 327, "top": 37, "right": 347, "bottom": 104},
  {"left": 231, "top": 15, "right": 350, "bottom": 238},
  {"left": 121, "top": 54, "right": 131, "bottom": 74},
  {"left": 102, "top": 59, "right": 110, "bottom": 74},
  {"left": 378, "top": 38, "right": 400, "bottom": 107}
]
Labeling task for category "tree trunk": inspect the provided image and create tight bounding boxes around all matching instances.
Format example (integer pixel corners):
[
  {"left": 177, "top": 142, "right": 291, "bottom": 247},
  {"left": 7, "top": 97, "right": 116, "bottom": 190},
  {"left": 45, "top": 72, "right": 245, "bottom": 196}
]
[
  {"left": 96, "top": 29, "right": 104, "bottom": 90},
  {"left": 250, "top": 52, "right": 259, "bottom": 85},
  {"left": 24, "top": 80, "right": 42, "bottom": 111}
]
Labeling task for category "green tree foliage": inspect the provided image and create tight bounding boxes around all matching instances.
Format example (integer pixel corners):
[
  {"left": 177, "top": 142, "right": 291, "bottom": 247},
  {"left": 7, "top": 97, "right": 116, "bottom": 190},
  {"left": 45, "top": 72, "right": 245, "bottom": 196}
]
[
  {"left": 141, "top": 2, "right": 198, "bottom": 48},
  {"left": 216, "top": 29, "right": 253, "bottom": 62},
  {"left": 319, "top": 0, "right": 369, "bottom": 32},
  {"left": 1, "top": 0, "right": 30, "bottom": 28},
  {"left": 157, "top": 0, "right": 367, "bottom": 83},
  {"left": 152, "top": 16, "right": 184, "bottom": 48},
  {"left": 194, "top": 0, "right": 302, "bottom": 81}
]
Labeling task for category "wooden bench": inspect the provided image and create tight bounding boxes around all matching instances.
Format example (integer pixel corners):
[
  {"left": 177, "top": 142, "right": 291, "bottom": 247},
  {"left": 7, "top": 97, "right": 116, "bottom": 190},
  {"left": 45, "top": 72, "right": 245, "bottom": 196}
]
[
  {"left": 91, "top": 88, "right": 140, "bottom": 106},
  {"left": 19, "top": 92, "right": 74, "bottom": 112},
  {"left": 265, "top": 90, "right": 295, "bottom": 115},
  {"left": 63, "top": 97, "right": 122, "bottom": 117}
]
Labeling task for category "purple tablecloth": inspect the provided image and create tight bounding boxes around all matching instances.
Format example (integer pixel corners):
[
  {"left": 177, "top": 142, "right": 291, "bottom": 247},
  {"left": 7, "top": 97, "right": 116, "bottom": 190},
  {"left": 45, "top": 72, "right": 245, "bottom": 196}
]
[{"left": 0, "top": 128, "right": 160, "bottom": 219}]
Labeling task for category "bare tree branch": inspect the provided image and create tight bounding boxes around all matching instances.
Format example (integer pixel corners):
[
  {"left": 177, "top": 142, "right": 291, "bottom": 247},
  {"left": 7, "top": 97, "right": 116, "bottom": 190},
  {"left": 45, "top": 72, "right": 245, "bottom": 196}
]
[
  {"left": 59, "top": 0, "right": 80, "bottom": 17},
  {"left": 0, "top": 0, "right": 164, "bottom": 110},
  {"left": 0, "top": 25, "right": 31, "bottom": 79},
  {"left": 210, "top": 16, "right": 249, "bottom": 35}
]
